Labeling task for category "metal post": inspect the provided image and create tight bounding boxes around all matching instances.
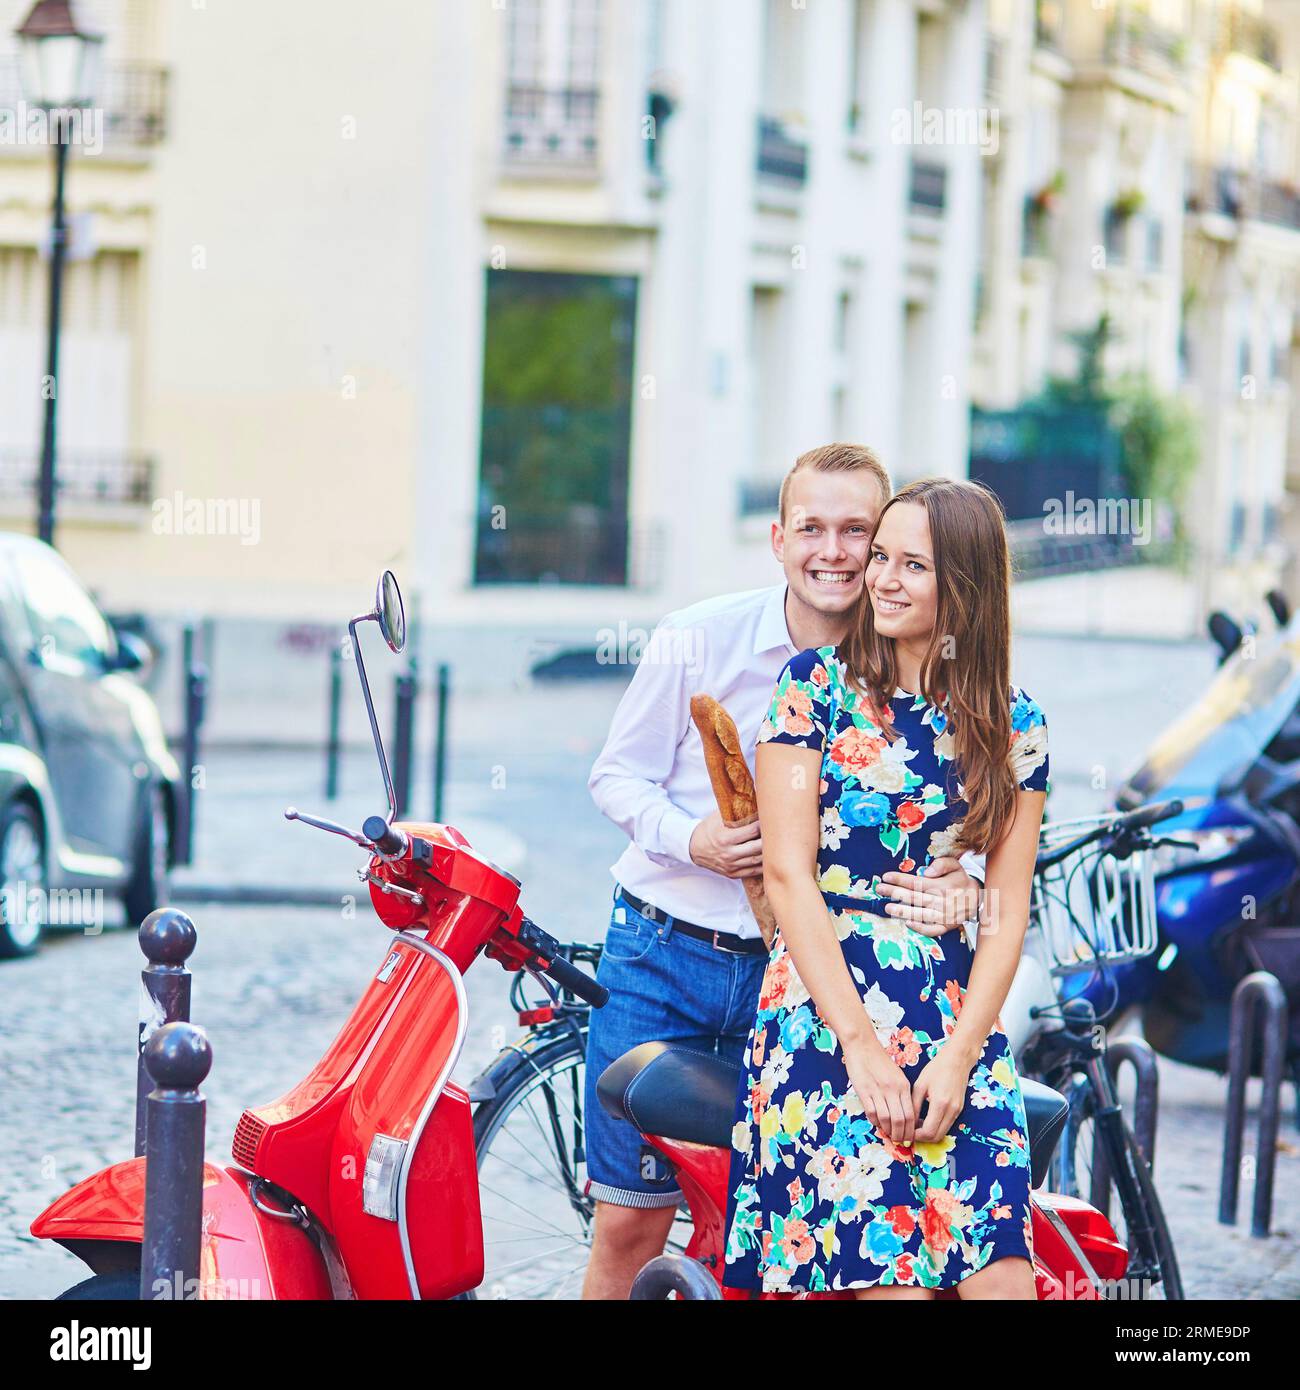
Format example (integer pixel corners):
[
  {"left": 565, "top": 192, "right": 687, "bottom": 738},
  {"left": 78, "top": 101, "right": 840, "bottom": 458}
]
[
  {"left": 432, "top": 661, "right": 450, "bottom": 823},
  {"left": 139, "top": 1022, "right": 211, "bottom": 1302},
  {"left": 37, "top": 125, "right": 70, "bottom": 548},
  {"left": 1219, "top": 971, "right": 1287, "bottom": 1238},
  {"left": 135, "top": 908, "right": 197, "bottom": 1157},
  {"left": 325, "top": 645, "right": 343, "bottom": 800},
  {"left": 392, "top": 665, "right": 416, "bottom": 818},
  {"left": 178, "top": 625, "right": 207, "bottom": 866}
]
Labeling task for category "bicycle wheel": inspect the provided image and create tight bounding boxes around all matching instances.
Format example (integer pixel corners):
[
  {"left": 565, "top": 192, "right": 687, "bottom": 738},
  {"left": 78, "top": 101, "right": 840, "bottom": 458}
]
[
  {"left": 1056, "top": 1079, "right": 1184, "bottom": 1300},
  {"left": 471, "top": 1031, "right": 595, "bottom": 1300}
]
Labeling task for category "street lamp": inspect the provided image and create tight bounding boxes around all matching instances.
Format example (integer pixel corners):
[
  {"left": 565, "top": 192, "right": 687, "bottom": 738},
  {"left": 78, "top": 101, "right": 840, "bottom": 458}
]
[{"left": 15, "top": 0, "right": 103, "bottom": 548}]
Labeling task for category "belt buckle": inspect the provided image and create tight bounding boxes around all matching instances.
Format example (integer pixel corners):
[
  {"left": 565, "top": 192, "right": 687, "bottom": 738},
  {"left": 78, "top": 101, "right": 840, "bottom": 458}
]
[{"left": 711, "top": 929, "right": 743, "bottom": 955}]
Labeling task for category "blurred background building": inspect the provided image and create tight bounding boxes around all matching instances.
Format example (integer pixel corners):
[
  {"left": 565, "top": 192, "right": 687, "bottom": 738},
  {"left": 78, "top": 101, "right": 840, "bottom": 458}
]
[{"left": 0, "top": 0, "right": 1298, "bottom": 659}]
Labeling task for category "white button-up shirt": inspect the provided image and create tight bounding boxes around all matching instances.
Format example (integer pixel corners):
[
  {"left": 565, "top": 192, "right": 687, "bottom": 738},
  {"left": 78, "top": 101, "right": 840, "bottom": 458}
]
[
  {"left": 588, "top": 584, "right": 797, "bottom": 938},
  {"left": 589, "top": 582, "right": 986, "bottom": 939}
]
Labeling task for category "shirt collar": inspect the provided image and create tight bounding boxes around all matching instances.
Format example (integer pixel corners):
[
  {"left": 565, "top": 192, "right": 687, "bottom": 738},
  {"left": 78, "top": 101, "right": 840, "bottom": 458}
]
[{"left": 754, "top": 584, "right": 797, "bottom": 656}]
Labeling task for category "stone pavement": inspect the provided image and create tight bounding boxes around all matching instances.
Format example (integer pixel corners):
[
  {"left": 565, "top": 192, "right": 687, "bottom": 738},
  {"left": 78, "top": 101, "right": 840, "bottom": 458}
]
[{"left": 1, "top": 632, "right": 1297, "bottom": 1300}]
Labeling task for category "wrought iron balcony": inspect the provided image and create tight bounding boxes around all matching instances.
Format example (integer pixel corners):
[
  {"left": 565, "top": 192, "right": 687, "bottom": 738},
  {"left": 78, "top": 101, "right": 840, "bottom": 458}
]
[
  {"left": 1186, "top": 164, "right": 1300, "bottom": 233},
  {"left": 756, "top": 116, "right": 808, "bottom": 187},
  {"left": 0, "top": 58, "right": 167, "bottom": 147},
  {"left": 1103, "top": 12, "right": 1187, "bottom": 77},
  {"left": 0, "top": 449, "right": 155, "bottom": 507},
  {"left": 502, "top": 85, "right": 599, "bottom": 172},
  {"left": 909, "top": 158, "right": 946, "bottom": 215},
  {"left": 1219, "top": 8, "right": 1282, "bottom": 71}
]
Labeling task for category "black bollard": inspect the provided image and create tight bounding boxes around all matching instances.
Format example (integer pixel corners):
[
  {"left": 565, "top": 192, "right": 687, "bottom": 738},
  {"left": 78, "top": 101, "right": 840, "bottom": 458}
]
[
  {"left": 392, "top": 666, "right": 416, "bottom": 818},
  {"left": 1219, "top": 970, "right": 1287, "bottom": 1238},
  {"left": 432, "top": 661, "right": 450, "bottom": 823},
  {"left": 135, "top": 908, "right": 197, "bottom": 1157},
  {"left": 325, "top": 645, "right": 343, "bottom": 800},
  {"left": 139, "top": 1022, "right": 212, "bottom": 1302}
]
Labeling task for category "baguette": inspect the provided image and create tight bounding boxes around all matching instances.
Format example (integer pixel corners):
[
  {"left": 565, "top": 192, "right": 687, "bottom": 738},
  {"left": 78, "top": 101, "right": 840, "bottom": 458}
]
[{"left": 689, "top": 693, "right": 778, "bottom": 949}]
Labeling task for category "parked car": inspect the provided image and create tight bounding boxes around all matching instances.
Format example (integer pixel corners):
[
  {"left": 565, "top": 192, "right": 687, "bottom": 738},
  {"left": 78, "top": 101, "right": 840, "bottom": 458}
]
[{"left": 0, "top": 534, "right": 180, "bottom": 957}]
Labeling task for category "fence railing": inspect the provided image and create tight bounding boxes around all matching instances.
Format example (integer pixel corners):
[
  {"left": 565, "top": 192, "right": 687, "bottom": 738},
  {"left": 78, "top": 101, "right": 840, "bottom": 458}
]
[
  {"left": 0, "top": 448, "right": 155, "bottom": 506},
  {"left": 756, "top": 115, "right": 808, "bottom": 187},
  {"left": 1186, "top": 163, "right": 1300, "bottom": 234},
  {"left": 1219, "top": 7, "right": 1282, "bottom": 71},
  {"left": 909, "top": 158, "right": 946, "bottom": 214},
  {"left": 502, "top": 85, "right": 600, "bottom": 171},
  {"left": 0, "top": 59, "right": 167, "bottom": 147}
]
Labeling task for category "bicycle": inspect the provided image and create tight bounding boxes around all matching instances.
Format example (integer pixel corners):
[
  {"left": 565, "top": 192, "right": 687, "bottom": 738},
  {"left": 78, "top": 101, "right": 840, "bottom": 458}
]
[{"left": 1016, "top": 799, "right": 1189, "bottom": 1300}]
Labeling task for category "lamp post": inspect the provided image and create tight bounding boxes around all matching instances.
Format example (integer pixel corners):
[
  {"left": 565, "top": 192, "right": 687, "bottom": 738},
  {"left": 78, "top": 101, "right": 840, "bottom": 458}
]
[{"left": 15, "top": 0, "right": 102, "bottom": 548}]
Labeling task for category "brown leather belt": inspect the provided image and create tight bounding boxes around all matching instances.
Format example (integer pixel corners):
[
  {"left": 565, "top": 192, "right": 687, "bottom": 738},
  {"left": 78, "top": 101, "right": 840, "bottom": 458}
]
[{"left": 617, "top": 887, "right": 768, "bottom": 956}]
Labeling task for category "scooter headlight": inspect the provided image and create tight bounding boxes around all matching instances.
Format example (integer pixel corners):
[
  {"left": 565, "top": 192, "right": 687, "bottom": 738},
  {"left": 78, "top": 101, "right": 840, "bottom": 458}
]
[{"left": 362, "top": 1134, "right": 408, "bottom": 1221}]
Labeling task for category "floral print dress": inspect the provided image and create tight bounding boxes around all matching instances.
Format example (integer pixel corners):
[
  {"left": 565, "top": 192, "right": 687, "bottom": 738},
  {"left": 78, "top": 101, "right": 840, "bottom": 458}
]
[{"left": 723, "top": 645, "right": 1050, "bottom": 1293}]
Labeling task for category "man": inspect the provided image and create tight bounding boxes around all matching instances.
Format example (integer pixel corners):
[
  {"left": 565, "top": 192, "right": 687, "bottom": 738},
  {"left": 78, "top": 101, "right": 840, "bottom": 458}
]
[{"left": 581, "top": 443, "right": 984, "bottom": 1299}]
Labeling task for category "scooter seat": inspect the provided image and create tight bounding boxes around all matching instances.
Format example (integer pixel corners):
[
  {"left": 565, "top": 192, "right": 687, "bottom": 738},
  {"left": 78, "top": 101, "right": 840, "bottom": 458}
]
[{"left": 597, "top": 1042, "right": 1070, "bottom": 1188}]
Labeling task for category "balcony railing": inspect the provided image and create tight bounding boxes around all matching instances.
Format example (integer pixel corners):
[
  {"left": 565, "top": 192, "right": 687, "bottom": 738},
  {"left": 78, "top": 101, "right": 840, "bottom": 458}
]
[
  {"left": 756, "top": 116, "right": 808, "bottom": 187},
  {"left": 0, "top": 59, "right": 167, "bottom": 147},
  {"left": 1186, "top": 164, "right": 1300, "bottom": 233},
  {"left": 502, "top": 85, "right": 599, "bottom": 172},
  {"left": 1219, "top": 8, "right": 1282, "bottom": 71},
  {"left": 1034, "top": 0, "right": 1065, "bottom": 53},
  {"left": 909, "top": 158, "right": 946, "bottom": 214},
  {"left": 1104, "top": 12, "right": 1187, "bottom": 78},
  {"left": 1022, "top": 196, "right": 1050, "bottom": 257},
  {"left": 0, "top": 449, "right": 155, "bottom": 506}
]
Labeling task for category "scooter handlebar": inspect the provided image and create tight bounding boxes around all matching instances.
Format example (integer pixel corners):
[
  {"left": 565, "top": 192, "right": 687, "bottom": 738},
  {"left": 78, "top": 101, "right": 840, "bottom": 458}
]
[
  {"left": 539, "top": 950, "right": 610, "bottom": 1008},
  {"left": 516, "top": 916, "right": 609, "bottom": 1008}
]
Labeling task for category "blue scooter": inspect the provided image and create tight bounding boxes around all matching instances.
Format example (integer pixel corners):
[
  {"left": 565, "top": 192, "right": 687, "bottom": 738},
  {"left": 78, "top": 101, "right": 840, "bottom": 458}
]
[{"left": 1068, "top": 596, "right": 1300, "bottom": 1077}]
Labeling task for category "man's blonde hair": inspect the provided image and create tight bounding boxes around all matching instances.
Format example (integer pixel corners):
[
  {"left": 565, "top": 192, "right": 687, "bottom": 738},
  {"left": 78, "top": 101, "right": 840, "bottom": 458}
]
[{"left": 778, "top": 443, "right": 890, "bottom": 526}]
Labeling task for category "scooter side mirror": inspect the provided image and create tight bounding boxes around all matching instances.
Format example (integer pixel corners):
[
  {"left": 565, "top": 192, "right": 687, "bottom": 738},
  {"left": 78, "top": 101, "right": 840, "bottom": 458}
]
[
  {"left": 1208, "top": 610, "right": 1244, "bottom": 665},
  {"left": 1266, "top": 589, "right": 1291, "bottom": 629},
  {"left": 347, "top": 571, "right": 408, "bottom": 824},
  {"left": 376, "top": 570, "right": 406, "bottom": 654}
]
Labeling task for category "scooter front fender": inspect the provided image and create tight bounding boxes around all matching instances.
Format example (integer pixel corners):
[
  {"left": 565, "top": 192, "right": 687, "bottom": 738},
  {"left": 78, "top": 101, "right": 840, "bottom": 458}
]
[{"left": 31, "top": 1157, "right": 333, "bottom": 1300}]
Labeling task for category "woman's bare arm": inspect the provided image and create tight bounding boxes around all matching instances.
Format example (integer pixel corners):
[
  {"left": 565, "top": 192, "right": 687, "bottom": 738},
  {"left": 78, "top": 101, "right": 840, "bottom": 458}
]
[
  {"left": 910, "top": 788, "right": 1045, "bottom": 1143},
  {"left": 944, "top": 789, "right": 1046, "bottom": 1065}
]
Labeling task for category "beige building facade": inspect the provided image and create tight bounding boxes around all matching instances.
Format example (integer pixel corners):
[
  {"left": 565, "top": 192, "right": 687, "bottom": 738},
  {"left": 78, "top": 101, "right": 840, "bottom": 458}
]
[{"left": 0, "top": 0, "right": 1296, "bottom": 638}]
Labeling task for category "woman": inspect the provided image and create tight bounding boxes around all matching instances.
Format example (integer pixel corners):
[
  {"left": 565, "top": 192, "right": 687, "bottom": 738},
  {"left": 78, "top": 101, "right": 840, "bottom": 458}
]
[{"left": 723, "top": 477, "right": 1049, "bottom": 1299}]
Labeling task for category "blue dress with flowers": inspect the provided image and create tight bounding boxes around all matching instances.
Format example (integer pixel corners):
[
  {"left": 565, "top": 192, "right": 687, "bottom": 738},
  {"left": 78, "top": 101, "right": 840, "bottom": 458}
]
[{"left": 723, "top": 645, "right": 1050, "bottom": 1293}]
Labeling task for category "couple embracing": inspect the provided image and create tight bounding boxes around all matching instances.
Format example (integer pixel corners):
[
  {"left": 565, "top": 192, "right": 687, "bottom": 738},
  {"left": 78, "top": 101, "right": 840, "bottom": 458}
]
[{"left": 582, "top": 444, "right": 1049, "bottom": 1300}]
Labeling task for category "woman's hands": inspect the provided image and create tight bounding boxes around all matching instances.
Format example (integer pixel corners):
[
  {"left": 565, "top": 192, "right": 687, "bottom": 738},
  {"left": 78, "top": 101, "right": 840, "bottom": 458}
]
[
  {"left": 844, "top": 1037, "right": 916, "bottom": 1145},
  {"left": 911, "top": 1042, "right": 980, "bottom": 1145},
  {"left": 845, "top": 1036, "right": 980, "bottom": 1146}
]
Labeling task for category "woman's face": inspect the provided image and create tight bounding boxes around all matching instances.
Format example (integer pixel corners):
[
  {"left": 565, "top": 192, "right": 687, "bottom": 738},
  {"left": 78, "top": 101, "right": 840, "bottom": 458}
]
[{"left": 866, "top": 502, "right": 939, "bottom": 646}]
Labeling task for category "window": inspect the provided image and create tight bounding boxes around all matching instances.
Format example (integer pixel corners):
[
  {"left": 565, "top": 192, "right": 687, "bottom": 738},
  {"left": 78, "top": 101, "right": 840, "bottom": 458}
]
[
  {"left": 8, "top": 547, "right": 113, "bottom": 670},
  {"left": 502, "top": 0, "right": 604, "bottom": 169}
]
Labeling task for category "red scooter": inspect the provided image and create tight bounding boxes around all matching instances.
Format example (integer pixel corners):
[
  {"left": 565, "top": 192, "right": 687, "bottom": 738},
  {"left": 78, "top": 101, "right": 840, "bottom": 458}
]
[
  {"left": 31, "top": 571, "right": 610, "bottom": 1300},
  {"left": 32, "top": 571, "right": 1126, "bottom": 1301},
  {"left": 600, "top": 1044, "right": 1129, "bottom": 1299}
]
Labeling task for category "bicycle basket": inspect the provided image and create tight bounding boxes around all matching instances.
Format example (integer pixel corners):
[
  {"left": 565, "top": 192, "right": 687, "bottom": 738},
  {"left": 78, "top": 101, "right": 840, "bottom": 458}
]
[{"left": 1031, "top": 814, "right": 1159, "bottom": 974}]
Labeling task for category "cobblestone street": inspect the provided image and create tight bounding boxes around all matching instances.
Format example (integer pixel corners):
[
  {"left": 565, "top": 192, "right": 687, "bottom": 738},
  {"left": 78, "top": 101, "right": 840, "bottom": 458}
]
[{"left": 2, "top": 634, "right": 1298, "bottom": 1299}]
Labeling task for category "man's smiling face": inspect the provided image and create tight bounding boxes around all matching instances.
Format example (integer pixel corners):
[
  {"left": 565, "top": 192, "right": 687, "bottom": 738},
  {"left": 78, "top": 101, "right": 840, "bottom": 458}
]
[{"left": 772, "top": 468, "right": 886, "bottom": 621}]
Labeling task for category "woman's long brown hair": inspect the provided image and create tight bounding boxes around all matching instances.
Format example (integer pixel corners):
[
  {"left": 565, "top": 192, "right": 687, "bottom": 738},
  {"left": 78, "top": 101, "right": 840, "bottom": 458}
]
[{"left": 840, "top": 477, "right": 1015, "bottom": 854}]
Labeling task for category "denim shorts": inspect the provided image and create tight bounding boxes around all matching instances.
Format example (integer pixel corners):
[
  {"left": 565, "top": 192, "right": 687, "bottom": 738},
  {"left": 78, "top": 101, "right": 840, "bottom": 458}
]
[{"left": 583, "top": 887, "right": 769, "bottom": 1208}]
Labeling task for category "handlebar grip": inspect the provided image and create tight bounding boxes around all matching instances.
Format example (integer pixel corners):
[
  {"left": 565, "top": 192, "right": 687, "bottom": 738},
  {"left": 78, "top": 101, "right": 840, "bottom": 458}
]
[
  {"left": 1117, "top": 798, "right": 1184, "bottom": 833},
  {"left": 541, "top": 951, "right": 610, "bottom": 1008},
  {"left": 363, "top": 815, "right": 407, "bottom": 856}
]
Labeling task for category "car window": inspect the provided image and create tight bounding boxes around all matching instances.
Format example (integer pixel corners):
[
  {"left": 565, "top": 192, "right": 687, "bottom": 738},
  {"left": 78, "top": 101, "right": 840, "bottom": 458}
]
[{"left": 8, "top": 547, "right": 115, "bottom": 670}]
